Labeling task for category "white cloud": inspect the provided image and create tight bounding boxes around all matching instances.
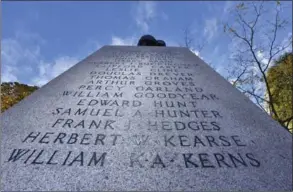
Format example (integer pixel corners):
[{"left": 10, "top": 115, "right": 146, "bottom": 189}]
[
  {"left": 204, "top": 18, "right": 218, "bottom": 41},
  {"left": 189, "top": 47, "right": 204, "bottom": 60},
  {"left": 1, "top": 30, "right": 99, "bottom": 87},
  {"left": 228, "top": 77, "right": 237, "bottom": 85},
  {"left": 256, "top": 51, "right": 269, "bottom": 66},
  {"left": 50, "top": 57, "right": 79, "bottom": 78},
  {"left": 190, "top": 48, "right": 200, "bottom": 57},
  {"left": 1, "top": 65, "right": 18, "bottom": 82},
  {"left": 134, "top": 1, "right": 156, "bottom": 33},
  {"left": 111, "top": 36, "right": 137, "bottom": 46},
  {"left": 1, "top": 39, "right": 22, "bottom": 66},
  {"left": 1, "top": 36, "right": 41, "bottom": 83},
  {"left": 32, "top": 56, "right": 79, "bottom": 86}
]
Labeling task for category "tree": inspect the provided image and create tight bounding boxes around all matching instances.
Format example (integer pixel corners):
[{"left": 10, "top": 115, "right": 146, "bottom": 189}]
[
  {"left": 266, "top": 52, "right": 293, "bottom": 132},
  {"left": 1, "top": 82, "right": 39, "bottom": 112},
  {"left": 223, "top": 1, "right": 292, "bottom": 131},
  {"left": 180, "top": 24, "right": 219, "bottom": 69},
  {"left": 182, "top": 24, "right": 206, "bottom": 53}
]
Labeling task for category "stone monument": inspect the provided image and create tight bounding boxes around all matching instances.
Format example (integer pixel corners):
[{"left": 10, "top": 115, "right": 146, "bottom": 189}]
[{"left": 1, "top": 45, "right": 292, "bottom": 191}]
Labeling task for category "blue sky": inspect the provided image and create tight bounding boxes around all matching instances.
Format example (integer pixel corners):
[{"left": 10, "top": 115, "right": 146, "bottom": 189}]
[{"left": 2, "top": 1, "right": 292, "bottom": 86}]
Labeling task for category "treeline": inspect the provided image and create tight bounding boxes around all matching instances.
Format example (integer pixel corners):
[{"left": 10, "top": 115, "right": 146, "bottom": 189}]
[{"left": 1, "top": 82, "right": 39, "bottom": 112}]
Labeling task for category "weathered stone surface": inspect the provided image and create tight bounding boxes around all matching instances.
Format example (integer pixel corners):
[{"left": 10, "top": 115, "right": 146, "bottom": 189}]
[{"left": 1, "top": 46, "right": 292, "bottom": 191}]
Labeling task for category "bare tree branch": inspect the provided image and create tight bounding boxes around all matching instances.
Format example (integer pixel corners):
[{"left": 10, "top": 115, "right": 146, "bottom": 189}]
[
  {"left": 280, "top": 116, "right": 293, "bottom": 124},
  {"left": 224, "top": 1, "right": 292, "bottom": 130},
  {"left": 232, "top": 66, "right": 247, "bottom": 86},
  {"left": 182, "top": 24, "right": 207, "bottom": 56},
  {"left": 184, "top": 26, "right": 193, "bottom": 49},
  {"left": 237, "top": 86, "right": 269, "bottom": 103}
]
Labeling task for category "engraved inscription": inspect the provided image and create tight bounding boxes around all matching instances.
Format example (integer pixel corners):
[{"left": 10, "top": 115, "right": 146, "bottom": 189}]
[{"left": 5, "top": 49, "right": 261, "bottom": 169}]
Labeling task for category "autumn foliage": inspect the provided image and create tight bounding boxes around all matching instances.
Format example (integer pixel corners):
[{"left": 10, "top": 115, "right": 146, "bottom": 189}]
[
  {"left": 1, "top": 82, "right": 38, "bottom": 113},
  {"left": 267, "top": 52, "right": 293, "bottom": 132}
]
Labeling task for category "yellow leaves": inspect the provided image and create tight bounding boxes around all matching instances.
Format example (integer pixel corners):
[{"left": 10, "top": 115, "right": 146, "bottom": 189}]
[
  {"left": 267, "top": 52, "right": 293, "bottom": 131},
  {"left": 1, "top": 95, "right": 15, "bottom": 112},
  {"left": 1, "top": 82, "right": 38, "bottom": 113}
]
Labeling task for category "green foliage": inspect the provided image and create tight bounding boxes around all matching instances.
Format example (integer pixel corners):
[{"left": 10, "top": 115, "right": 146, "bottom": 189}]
[
  {"left": 1, "top": 82, "right": 39, "bottom": 112},
  {"left": 267, "top": 52, "right": 293, "bottom": 132}
]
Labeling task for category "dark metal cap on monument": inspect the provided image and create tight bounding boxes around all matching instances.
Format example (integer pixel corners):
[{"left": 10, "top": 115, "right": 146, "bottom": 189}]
[
  {"left": 0, "top": 45, "right": 292, "bottom": 191},
  {"left": 137, "top": 34, "right": 166, "bottom": 47},
  {"left": 156, "top": 40, "right": 166, "bottom": 47}
]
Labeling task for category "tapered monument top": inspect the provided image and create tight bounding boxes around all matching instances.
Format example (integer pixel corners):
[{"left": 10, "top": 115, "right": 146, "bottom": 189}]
[{"left": 1, "top": 45, "right": 291, "bottom": 191}]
